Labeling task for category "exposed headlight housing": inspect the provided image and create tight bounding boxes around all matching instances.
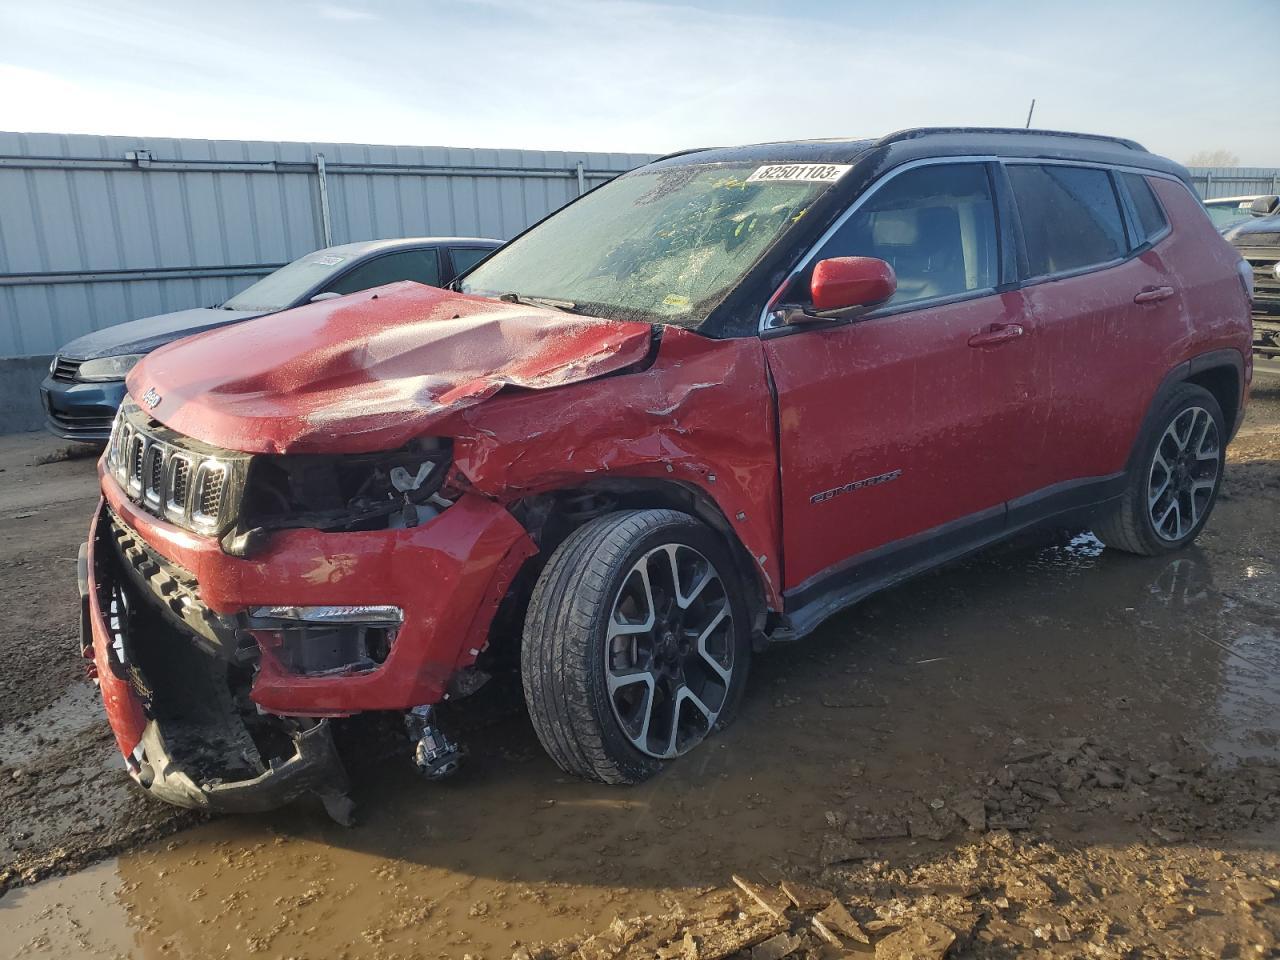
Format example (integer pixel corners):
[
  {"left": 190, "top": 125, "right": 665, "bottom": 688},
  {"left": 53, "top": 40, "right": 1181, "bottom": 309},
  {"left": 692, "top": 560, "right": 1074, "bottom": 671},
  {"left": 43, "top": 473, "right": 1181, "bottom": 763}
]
[
  {"left": 77, "top": 354, "right": 144, "bottom": 382},
  {"left": 238, "top": 439, "right": 453, "bottom": 537}
]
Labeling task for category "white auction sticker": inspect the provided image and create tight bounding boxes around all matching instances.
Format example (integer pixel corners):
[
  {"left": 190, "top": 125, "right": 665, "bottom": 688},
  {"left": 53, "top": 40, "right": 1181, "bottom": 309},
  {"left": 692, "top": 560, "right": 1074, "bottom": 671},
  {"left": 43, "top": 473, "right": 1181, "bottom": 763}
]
[{"left": 745, "top": 163, "right": 852, "bottom": 184}]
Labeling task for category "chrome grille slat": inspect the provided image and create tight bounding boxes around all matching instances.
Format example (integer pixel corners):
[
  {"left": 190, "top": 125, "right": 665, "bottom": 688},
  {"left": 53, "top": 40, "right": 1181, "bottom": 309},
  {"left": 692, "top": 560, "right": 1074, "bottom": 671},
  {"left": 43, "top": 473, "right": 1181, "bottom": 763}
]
[
  {"left": 165, "top": 455, "right": 192, "bottom": 522},
  {"left": 128, "top": 434, "right": 146, "bottom": 493},
  {"left": 191, "top": 462, "right": 228, "bottom": 530},
  {"left": 143, "top": 443, "right": 165, "bottom": 506}
]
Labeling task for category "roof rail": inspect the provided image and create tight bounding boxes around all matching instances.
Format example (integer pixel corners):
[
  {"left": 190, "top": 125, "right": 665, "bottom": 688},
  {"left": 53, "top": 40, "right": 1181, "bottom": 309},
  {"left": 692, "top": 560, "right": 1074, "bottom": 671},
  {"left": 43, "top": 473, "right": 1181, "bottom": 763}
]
[
  {"left": 651, "top": 146, "right": 715, "bottom": 163},
  {"left": 876, "top": 127, "right": 1148, "bottom": 153}
]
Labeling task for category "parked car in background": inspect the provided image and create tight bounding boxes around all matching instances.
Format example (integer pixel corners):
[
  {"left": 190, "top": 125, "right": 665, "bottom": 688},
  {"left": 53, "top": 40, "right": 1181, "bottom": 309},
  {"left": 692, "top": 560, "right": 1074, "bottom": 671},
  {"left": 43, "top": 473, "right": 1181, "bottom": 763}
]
[
  {"left": 40, "top": 237, "right": 501, "bottom": 441},
  {"left": 82, "top": 129, "right": 1250, "bottom": 820},
  {"left": 1203, "top": 194, "right": 1279, "bottom": 232},
  {"left": 1223, "top": 207, "right": 1280, "bottom": 375}
]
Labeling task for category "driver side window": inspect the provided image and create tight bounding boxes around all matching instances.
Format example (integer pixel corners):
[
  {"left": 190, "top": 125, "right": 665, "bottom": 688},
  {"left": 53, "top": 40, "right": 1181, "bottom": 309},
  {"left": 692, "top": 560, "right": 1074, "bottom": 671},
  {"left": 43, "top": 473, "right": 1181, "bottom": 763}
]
[{"left": 793, "top": 163, "right": 999, "bottom": 309}]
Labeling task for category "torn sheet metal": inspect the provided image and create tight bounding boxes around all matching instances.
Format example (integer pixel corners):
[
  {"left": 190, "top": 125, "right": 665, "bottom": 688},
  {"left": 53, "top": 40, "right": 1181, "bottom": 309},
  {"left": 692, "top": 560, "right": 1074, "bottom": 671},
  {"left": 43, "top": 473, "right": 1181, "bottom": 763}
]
[{"left": 441, "top": 328, "right": 784, "bottom": 607}]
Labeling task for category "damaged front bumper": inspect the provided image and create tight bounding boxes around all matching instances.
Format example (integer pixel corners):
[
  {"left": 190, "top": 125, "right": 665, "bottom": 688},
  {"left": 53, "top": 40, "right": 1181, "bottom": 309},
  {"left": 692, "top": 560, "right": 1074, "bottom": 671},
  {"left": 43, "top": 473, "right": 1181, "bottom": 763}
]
[
  {"left": 132, "top": 717, "right": 352, "bottom": 820},
  {"left": 83, "top": 464, "right": 536, "bottom": 816}
]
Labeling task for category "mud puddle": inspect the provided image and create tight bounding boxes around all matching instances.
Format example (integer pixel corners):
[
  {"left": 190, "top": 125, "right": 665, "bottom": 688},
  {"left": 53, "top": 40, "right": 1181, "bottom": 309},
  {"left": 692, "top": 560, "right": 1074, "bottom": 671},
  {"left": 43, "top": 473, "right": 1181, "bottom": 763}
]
[{"left": 3, "top": 509, "right": 1277, "bottom": 958}]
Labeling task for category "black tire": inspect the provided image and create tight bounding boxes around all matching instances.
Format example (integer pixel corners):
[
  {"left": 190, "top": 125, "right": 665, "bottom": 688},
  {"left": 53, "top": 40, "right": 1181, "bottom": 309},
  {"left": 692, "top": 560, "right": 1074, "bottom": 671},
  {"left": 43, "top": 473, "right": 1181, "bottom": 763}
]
[
  {"left": 521, "top": 509, "right": 751, "bottom": 784},
  {"left": 1092, "top": 383, "right": 1225, "bottom": 556}
]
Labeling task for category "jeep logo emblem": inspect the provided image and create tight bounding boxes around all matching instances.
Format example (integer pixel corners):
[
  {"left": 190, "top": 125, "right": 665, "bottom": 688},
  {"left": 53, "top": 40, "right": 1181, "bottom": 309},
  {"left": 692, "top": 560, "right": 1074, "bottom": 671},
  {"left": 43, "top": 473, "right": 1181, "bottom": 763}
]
[{"left": 141, "top": 387, "right": 161, "bottom": 410}]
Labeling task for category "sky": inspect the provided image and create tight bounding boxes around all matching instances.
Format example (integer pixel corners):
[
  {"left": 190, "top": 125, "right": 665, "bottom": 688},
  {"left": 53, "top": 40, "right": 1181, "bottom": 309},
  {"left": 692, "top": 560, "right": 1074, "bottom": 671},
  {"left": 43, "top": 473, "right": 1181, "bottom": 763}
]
[{"left": 0, "top": 0, "right": 1276, "bottom": 165}]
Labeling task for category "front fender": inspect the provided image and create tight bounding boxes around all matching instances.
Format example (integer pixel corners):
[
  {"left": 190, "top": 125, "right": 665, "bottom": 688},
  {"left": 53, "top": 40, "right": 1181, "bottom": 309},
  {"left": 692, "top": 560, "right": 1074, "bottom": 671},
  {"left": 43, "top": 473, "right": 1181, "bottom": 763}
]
[{"left": 442, "top": 329, "right": 784, "bottom": 609}]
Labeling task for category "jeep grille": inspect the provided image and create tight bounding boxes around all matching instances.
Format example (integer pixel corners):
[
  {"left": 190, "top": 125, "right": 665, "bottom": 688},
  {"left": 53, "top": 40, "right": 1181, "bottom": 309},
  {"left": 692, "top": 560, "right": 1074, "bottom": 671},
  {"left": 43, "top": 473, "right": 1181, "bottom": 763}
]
[{"left": 106, "top": 399, "right": 249, "bottom": 536}]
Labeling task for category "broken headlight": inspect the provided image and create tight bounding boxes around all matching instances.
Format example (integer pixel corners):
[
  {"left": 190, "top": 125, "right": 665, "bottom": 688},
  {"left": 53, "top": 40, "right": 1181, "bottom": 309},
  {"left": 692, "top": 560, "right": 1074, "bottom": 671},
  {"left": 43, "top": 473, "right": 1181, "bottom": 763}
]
[{"left": 237, "top": 439, "right": 453, "bottom": 538}]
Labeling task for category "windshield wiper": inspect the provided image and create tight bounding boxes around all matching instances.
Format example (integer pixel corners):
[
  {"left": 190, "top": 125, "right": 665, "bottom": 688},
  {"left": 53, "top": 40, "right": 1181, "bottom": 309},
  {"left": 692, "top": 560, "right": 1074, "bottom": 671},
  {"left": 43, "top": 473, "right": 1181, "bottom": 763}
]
[{"left": 498, "top": 292, "right": 579, "bottom": 313}]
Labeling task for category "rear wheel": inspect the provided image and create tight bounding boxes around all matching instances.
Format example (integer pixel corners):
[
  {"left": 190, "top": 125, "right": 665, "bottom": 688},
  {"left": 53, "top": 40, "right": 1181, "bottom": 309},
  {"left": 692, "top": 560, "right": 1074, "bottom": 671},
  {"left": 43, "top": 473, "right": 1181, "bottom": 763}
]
[
  {"left": 1092, "top": 383, "right": 1225, "bottom": 556},
  {"left": 521, "top": 509, "right": 750, "bottom": 784}
]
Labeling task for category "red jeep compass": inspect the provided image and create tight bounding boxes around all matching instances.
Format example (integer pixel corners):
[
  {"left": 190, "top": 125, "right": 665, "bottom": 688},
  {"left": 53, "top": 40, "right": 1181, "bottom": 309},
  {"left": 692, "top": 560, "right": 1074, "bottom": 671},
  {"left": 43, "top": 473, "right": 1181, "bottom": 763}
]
[{"left": 80, "top": 129, "right": 1252, "bottom": 818}]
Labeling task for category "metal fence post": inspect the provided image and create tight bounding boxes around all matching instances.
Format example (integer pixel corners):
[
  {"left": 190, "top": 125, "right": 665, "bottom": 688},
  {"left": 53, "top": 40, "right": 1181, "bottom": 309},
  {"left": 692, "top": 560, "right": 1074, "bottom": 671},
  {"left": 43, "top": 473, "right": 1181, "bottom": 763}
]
[
  {"left": 315, "top": 153, "right": 333, "bottom": 247},
  {"left": 576, "top": 161, "right": 585, "bottom": 196}
]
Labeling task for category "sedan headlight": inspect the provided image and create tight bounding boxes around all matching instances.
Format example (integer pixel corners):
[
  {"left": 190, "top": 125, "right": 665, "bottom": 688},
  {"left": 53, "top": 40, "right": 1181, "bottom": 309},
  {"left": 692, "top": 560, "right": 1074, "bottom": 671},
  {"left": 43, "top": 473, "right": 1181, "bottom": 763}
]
[{"left": 77, "top": 354, "right": 144, "bottom": 382}]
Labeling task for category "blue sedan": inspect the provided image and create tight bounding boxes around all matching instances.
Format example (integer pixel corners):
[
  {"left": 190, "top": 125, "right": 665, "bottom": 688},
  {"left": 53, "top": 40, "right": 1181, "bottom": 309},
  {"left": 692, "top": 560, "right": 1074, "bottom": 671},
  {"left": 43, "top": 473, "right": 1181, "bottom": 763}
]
[{"left": 40, "top": 236, "right": 500, "bottom": 441}]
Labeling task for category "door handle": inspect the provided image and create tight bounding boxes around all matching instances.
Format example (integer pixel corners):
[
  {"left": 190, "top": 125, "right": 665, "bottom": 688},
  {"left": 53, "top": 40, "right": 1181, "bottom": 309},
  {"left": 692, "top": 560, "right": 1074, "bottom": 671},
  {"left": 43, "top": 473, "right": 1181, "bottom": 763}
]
[
  {"left": 967, "top": 322, "right": 1024, "bottom": 347},
  {"left": 1133, "top": 285, "right": 1175, "bottom": 304}
]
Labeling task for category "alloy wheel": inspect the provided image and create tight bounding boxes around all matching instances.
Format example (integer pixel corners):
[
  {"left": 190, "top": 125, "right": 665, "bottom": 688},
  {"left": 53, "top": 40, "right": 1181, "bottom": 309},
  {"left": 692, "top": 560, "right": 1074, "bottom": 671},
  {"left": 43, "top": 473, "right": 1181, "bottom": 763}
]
[
  {"left": 1147, "top": 406, "right": 1220, "bottom": 542},
  {"left": 604, "top": 543, "right": 735, "bottom": 759}
]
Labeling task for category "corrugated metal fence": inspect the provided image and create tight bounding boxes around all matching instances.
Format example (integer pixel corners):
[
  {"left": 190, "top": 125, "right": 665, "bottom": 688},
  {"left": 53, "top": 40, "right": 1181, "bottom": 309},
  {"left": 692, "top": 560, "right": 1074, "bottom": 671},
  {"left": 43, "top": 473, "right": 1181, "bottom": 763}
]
[
  {"left": 0, "top": 132, "right": 657, "bottom": 358},
  {"left": 1, "top": 136, "right": 1276, "bottom": 360},
  {"left": 1188, "top": 166, "right": 1280, "bottom": 200}
]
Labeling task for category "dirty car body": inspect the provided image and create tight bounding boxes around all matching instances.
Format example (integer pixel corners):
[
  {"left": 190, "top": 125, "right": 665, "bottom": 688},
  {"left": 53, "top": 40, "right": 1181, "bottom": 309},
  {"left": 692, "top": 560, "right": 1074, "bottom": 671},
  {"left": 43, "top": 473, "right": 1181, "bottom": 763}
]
[{"left": 82, "top": 129, "right": 1252, "bottom": 815}]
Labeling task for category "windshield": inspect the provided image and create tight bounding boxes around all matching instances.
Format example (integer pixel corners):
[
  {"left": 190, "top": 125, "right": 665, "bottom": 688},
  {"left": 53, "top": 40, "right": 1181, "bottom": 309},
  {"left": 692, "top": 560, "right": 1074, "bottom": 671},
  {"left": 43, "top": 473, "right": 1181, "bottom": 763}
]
[
  {"left": 222, "top": 249, "right": 354, "bottom": 311},
  {"left": 1203, "top": 200, "right": 1254, "bottom": 232},
  {"left": 460, "top": 163, "right": 841, "bottom": 327}
]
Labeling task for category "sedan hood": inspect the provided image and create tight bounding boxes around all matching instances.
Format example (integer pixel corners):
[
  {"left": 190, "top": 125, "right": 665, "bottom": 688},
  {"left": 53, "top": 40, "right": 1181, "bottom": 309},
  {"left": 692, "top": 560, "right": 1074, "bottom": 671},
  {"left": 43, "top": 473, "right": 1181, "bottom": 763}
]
[
  {"left": 60, "top": 307, "right": 267, "bottom": 360},
  {"left": 128, "top": 282, "right": 654, "bottom": 454},
  {"left": 1224, "top": 215, "right": 1280, "bottom": 247}
]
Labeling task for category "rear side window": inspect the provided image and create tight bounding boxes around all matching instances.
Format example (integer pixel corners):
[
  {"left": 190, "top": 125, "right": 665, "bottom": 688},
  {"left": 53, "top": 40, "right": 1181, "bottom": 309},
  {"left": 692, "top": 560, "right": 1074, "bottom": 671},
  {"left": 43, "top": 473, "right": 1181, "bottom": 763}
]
[
  {"left": 326, "top": 249, "right": 442, "bottom": 295},
  {"left": 1121, "top": 173, "right": 1169, "bottom": 245},
  {"left": 450, "top": 247, "right": 492, "bottom": 276},
  {"left": 799, "top": 163, "right": 999, "bottom": 309},
  {"left": 1007, "top": 165, "right": 1126, "bottom": 277}
]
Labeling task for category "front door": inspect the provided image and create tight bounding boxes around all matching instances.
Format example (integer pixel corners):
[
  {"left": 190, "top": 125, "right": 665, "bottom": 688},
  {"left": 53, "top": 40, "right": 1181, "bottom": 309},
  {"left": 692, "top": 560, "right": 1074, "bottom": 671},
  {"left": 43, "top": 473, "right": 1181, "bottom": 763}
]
[{"left": 761, "top": 161, "right": 1037, "bottom": 601}]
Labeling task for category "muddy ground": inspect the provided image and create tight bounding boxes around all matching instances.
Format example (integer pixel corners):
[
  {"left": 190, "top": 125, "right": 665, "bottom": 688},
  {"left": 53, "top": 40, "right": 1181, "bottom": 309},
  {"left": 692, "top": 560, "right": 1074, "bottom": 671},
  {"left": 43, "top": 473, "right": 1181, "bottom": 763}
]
[{"left": 1, "top": 386, "right": 1278, "bottom": 959}]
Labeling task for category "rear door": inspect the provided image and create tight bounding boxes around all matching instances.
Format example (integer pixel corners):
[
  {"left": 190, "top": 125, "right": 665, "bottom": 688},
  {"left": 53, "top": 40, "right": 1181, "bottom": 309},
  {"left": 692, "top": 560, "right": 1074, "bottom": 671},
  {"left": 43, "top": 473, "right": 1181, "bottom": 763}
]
[
  {"left": 1004, "top": 163, "right": 1176, "bottom": 496},
  {"left": 762, "top": 161, "right": 1039, "bottom": 596}
]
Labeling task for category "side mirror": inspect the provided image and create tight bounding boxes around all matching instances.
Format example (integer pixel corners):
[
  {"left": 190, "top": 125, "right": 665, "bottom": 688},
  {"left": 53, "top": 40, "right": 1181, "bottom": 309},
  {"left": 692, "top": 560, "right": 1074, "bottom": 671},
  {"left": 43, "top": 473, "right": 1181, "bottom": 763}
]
[
  {"left": 310, "top": 291, "right": 342, "bottom": 303},
  {"left": 782, "top": 257, "right": 896, "bottom": 326},
  {"left": 1249, "top": 196, "right": 1279, "bottom": 217}
]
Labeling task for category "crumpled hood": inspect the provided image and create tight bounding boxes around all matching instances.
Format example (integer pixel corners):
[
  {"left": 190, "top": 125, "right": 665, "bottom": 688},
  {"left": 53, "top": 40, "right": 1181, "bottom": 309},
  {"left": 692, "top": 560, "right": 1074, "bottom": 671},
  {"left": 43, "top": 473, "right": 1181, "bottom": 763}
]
[
  {"left": 60, "top": 307, "right": 267, "bottom": 360},
  {"left": 127, "top": 282, "right": 654, "bottom": 454}
]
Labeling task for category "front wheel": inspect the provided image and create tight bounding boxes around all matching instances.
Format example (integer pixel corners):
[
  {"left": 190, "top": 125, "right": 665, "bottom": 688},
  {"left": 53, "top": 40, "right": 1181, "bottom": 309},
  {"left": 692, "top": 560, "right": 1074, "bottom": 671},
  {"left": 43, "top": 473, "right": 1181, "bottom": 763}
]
[
  {"left": 521, "top": 509, "right": 751, "bottom": 784},
  {"left": 1092, "top": 383, "right": 1225, "bottom": 556}
]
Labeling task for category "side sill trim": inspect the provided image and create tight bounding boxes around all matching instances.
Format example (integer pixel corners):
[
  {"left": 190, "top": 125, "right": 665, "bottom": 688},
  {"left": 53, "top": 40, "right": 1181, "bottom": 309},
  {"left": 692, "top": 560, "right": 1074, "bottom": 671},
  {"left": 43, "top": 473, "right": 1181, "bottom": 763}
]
[{"left": 775, "top": 473, "right": 1126, "bottom": 642}]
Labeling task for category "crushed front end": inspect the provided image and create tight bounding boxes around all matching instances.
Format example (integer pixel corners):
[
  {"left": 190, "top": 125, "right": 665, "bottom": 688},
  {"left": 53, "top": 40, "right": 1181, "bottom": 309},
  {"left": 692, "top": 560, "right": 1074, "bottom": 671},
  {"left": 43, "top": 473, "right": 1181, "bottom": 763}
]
[{"left": 83, "top": 398, "right": 535, "bottom": 818}]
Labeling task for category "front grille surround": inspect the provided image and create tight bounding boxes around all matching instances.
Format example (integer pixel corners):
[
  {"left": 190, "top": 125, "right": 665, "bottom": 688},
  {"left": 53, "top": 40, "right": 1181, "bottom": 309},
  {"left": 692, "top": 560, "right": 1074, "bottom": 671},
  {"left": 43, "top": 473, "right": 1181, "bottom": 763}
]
[{"left": 106, "top": 400, "right": 249, "bottom": 537}]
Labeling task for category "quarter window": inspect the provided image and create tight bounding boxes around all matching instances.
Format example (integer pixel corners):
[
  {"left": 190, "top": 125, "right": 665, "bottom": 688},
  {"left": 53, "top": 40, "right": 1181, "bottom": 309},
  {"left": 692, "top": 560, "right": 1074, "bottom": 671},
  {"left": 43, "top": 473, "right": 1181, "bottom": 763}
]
[
  {"left": 326, "top": 249, "right": 442, "bottom": 295},
  {"left": 796, "top": 163, "right": 999, "bottom": 309},
  {"left": 1007, "top": 164, "right": 1126, "bottom": 277},
  {"left": 1121, "top": 172, "right": 1169, "bottom": 245}
]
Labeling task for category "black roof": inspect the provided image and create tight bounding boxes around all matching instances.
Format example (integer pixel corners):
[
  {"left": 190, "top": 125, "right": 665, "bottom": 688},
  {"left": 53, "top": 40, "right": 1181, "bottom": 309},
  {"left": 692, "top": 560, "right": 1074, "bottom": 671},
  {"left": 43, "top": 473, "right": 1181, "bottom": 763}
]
[{"left": 649, "top": 127, "right": 1189, "bottom": 183}]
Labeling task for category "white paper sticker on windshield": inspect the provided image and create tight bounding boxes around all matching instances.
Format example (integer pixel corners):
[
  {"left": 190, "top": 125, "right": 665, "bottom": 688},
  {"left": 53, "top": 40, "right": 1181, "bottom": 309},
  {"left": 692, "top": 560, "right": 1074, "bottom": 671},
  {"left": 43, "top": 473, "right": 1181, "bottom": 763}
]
[
  {"left": 311, "top": 255, "right": 345, "bottom": 266},
  {"left": 746, "top": 163, "right": 852, "bottom": 184}
]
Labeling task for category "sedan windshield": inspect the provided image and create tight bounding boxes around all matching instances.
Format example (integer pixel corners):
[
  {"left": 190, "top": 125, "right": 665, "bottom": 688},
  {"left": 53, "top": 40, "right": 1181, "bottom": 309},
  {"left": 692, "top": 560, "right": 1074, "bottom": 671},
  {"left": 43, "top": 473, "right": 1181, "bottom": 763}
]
[
  {"left": 222, "top": 249, "right": 354, "bottom": 312},
  {"left": 460, "top": 163, "right": 839, "bottom": 327}
]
